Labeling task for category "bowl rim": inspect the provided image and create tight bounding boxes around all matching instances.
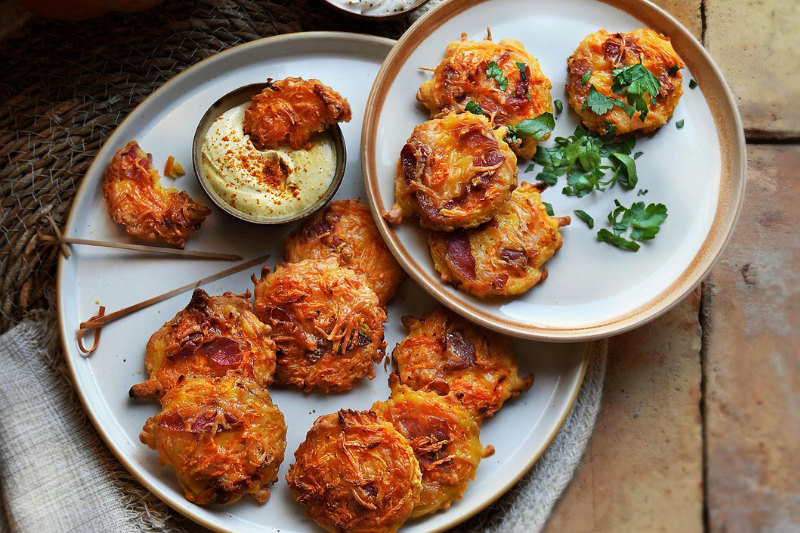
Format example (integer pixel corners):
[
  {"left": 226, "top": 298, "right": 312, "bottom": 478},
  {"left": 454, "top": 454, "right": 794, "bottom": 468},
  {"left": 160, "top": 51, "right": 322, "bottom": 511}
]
[
  {"left": 318, "top": 0, "right": 430, "bottom": 21},
  {"left": 361, "top": 0, "right": 747, "bottom": 342},
  {"left": 192, "top": 81, "right": 347, "bottom": 226}
]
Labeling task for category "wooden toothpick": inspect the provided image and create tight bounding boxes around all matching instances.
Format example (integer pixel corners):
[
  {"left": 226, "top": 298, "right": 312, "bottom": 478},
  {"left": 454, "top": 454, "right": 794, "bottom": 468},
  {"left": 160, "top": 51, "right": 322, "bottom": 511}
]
[
  {"left": 37, "top": 216, "right": 242, "bottom": 261},
  {"left": 77, "top": 254, "right": 269, "bottom": 354}
]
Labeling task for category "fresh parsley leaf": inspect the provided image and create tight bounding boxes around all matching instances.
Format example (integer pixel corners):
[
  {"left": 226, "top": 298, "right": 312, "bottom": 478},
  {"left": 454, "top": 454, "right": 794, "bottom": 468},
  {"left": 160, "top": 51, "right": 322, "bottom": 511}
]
[
  {"left": 543, "top": 202, "right": 554, "bottom": 216},
  {"left": 574, "top": 210, "right": 594, "bottom": 229},
  {"left": 486, "top": 61, "right": 502, "bottom": 79},
  {"left": 581, "top": 70, "right": 592, "bottom": 86},
  {"left": 669, "top": 64, "right": 680, "bottom": 76},
  {"left": 465, "top": 101, "right": 484, "bottom": 115},
  {"left": 598, "top": 228, "right": 641, "bottom": 251},
  {"left": 611, "top": 61, "right": 661, "bottom": 99},
  {"left": 608, "top": 199, "right": 633, "bottom": 235},
  {"left": 583, "top": 85, "right": 634, "bottom": 117},
  {"left": 515, "top": 62, "right": 531, "bottom": 100},
  {"left": 638, "top": 188, "right": 648, "bottom": 196},
  {"left": 689, "top": 79, "right": 698, "bottom": 89},
  {"left": 609, "top": 152, "right": 638, "bottom": 188},
  {"left": 599, "top": 136, "right": 636, "bottom": 157},
  {"left": 611, "top": 60, "right": 662, "bottom": 121},
  {"left": 583, "top": 85, "right": 614, "bottom": 114},
  {"left": 633, "top": 151, "right": 644, "bottom": 160},
  {"left": 525, "top": 164, "right": 535, "bottom": 172},
  {"left": 513, "top": 113, "right": 555, "bottom": 141},
  {"left": 537, "top": 169, "right": 560, "bottom": 187},
  {"left": 599, "top": 200, "right": 668, "bottom": 251},
  {"left": 629, "top": 202, "right": 668, "bottom": 240},
  {"left": 486, "top": 61, "right": 509, "bottom": 91},
  {"left": 554, "top": 99, "right": 563, "bottom": 113},
  {"left": 676, "top": 119, "right": 685, "bottom": 129},
  {"left": 604, "top": 121, "right": 617, "bottom": 139},
  {"left": 533, "top": 126, "right": 643, "bottom": 196},
  {"left": 535, "top": 145, "right": 564, "bottom": 168}
]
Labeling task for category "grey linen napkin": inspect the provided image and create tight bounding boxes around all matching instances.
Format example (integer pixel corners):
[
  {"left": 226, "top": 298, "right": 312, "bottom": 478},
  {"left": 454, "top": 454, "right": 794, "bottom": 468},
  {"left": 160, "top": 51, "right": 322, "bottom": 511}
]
[{"left": 0, "top": 318, "right": 606, "bottom": 533}]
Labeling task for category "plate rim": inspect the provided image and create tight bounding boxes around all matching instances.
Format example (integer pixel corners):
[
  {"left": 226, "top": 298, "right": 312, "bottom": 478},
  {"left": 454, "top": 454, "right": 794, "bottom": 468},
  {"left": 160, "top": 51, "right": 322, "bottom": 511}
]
[
  {"left": 56, "top": 31, "right": 591, "bottom": 533},
  {"left": 362, "top": 0, "right": 747, "bottom": 341}
]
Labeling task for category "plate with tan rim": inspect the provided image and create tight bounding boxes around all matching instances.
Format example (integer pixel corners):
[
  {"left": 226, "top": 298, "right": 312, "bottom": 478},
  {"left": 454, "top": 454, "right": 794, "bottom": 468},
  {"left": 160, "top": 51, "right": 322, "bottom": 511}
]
[
  {"left": 363, "top": 0, "right": 746, "bottom": 341},
  {"left": 56, "top": 32, "right": 591, "bottom": 533}
]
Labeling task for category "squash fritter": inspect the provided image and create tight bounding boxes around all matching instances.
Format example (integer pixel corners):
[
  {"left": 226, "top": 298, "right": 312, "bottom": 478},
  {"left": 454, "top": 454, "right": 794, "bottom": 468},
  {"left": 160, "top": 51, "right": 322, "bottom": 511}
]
[
  {"left": 139, "top": 374, "right": 287, "bottom": 505},
  {"left": 243, "top": 77, "right": 351, "bottom": 151},
  {"left": 286, "top": 409, "right": 422, "bottom": 533},
  {"left": 103, "top": 141, "right": 211, "bottom": 248},
  {"left": 372, "top": 375, "right": 491, "bottom": 517},
  {"left": 417, "top": 33, "right": 553, "bottom": 159},
  {"left": 566, "top": 29, "right": 685, "bottom": 137},
  {"left": 285, "top": 199, "right": 406, "bottom": 307},
  {"left": 392, "top": 307, "right": 533, "bottom": 420},
  {"left": 129, "top": 289, "right": 276, "bottom": 400},
  {"left": 428, "top": 182, "right": 568, "bottom": 298},
  {"left": 383, "top": 112, "right": 518, "bottom": 232},
  {"left": 252, "top": 258, "right": 387, "bottom": 393}
]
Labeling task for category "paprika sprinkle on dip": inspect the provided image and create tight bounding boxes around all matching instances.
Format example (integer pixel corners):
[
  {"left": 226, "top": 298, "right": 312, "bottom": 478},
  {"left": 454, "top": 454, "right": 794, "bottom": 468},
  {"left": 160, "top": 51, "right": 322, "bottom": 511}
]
[
  {"left": 202, "top": 103, "right": 337, "bottom": 218},
  {"left": 200, "top": 78, "right": 351, "bottom": 221}
]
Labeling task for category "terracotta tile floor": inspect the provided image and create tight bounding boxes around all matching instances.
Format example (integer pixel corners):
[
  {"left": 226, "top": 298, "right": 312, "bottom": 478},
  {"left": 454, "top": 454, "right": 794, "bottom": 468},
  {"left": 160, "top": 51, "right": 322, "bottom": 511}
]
[
  {"left": 2, "top": 0, "right": 796, "bottom": 531},
  {"left": 547, "top": 2, "right": 800, "bottom": 531}
]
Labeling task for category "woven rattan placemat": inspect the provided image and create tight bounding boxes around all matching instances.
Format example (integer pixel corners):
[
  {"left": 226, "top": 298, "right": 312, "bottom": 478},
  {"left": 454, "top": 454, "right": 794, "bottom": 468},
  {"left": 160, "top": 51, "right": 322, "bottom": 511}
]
[
  {"left": 0, "top": 4, "right": 493, "bottom": 529},
  {"left": 0, "top": 6, "right": 604, "bottom": 532},
  {"left": 0, "top": 0, "right": 409, "bottom": 333}
]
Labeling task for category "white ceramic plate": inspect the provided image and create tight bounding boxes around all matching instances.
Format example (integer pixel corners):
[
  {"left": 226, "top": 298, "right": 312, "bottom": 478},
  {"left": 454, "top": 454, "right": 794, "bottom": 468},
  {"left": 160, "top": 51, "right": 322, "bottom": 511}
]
[
  {"left": 363, "top": 0, "right": 746, "bottom": 341},
  {"left": 57, "top": 33, "right": 590, "bottom": 533}
]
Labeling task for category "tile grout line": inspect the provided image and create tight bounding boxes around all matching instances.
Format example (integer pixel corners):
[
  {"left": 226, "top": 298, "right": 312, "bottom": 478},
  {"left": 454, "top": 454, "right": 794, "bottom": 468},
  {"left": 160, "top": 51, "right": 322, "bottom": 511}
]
[
  {"left": 745, "top": 136, "right": 800, "bottom": 145},
  {"left": 699, "top": 4, "right": 710, "bottom": 529},
  {"left": 699, "top": 282, "right": 711, "bottom": 533},
  {"left": 700, "top": 0, "right": 707, "bottom": 44}
]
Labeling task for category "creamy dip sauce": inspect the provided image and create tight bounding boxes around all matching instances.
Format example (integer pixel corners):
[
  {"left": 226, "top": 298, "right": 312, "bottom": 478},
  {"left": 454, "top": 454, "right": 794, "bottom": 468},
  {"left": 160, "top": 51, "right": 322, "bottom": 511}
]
[
  {"left": 202, "top": 103, "right": 336, "bottom": 219},
  {"left": 326, "top": 0, "right": 420, "bottom": 15}
]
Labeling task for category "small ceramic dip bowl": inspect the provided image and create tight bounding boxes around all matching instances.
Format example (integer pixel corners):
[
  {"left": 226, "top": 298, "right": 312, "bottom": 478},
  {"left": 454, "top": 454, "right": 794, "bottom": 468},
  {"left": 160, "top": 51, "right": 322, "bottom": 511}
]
[
  {"left": 192, "top": 82, "right": 346, "bottom": 225},
  {"left": 320, "top": 0, "right": 430, "bottom": 21}
]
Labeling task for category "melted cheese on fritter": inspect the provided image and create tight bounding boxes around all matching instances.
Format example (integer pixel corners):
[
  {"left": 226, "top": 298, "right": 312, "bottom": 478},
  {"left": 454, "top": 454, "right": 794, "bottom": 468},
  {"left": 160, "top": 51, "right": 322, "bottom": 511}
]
[
  {"left": 417, "top": 34, "right": 553, "bottom": 159},
  {"left": 139, "top": 375, "right": 286, "bottom": 505},
  {"left": 392, "top": 307, "right": 534, "bottom": 420},
  {"left": 286, "top": 409, "right": 421, "bottom": 533},
  {"left": 566, "top": 29, "right": 685, "bottom": 137},
  {"left": 384, "top": 112, "right": 518, "bottom": 232},
  {"left": 429, "top": 182, "right": 566, "bottom": 298}
]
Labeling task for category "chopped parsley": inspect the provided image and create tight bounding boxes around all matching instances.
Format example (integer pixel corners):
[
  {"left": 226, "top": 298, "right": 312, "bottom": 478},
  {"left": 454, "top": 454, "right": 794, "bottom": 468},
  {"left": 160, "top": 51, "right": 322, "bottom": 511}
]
[
  {"left": 604, "top": 121, "right": 617, "bottom": 139},
  {"left": 554, "top": 99, "right": 563, "bottom": 113},
  {"left": 668, "top": 64, "right": 680, "bottom": 76},
  {"left": 598, "top": 200, "right": 669, "bottom": 251},
  {"left": 505, "top": 112, "right": 555, "bottom": 145},
  {"left": 574, "top": 210, "right": 594, "bottom": 229},
  {"left": 638, "top": 188, "right": 649, "bottom": 196},
  {"left": 543, "top": 202, "right": 554, "bottom": 216},
  {"left": 598, "top": 229, "right": 640, "bottom": 251},
  {"left": 610, "top": 60, "right": 662, "bottom": 120},
  {"left": 533, "top": 125, "right": 640, "bottom": 196},
  {"left": 525, "top": 164, "right": 535, "bottom": 172},
  {"left": 676, "top": 119, "right": 685, "bottom": 129},
  {"left": 486, "top": 61, "right": 509, "bottom": 91},
  {"left": 581, "top": 70, "right": 592, "bottom": 86},
  {"left": 689, "top": 79, "right": 698, "bottom": 89},
  {"left": 583, "top": 85, "right": 634, "bottom": 117},
  {"left": 465, "top": 101, "right": 484, "bottom": 115},
  {"left": 608, "top": 152, "right": 638, "bottom": 188},
  {"left": 516, "top": 62, "right": 532, "bottom": 100}
]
